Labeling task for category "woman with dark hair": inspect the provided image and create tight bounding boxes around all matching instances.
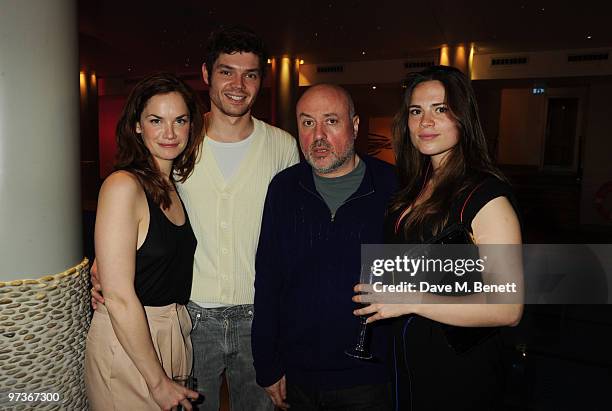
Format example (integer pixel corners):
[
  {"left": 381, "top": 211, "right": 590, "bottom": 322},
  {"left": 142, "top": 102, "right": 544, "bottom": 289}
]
[
  {"left": 354, "top": 65, "right": 523, "bottom": 410},
  {"left": 85, "top": 73, "right": 204, "bottom": 410}
]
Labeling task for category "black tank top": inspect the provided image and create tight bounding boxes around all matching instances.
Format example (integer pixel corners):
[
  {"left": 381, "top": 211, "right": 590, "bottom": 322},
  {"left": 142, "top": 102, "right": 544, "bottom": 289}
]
[{"left": 134, "top": 193, "right": 197, "bottom": 306}]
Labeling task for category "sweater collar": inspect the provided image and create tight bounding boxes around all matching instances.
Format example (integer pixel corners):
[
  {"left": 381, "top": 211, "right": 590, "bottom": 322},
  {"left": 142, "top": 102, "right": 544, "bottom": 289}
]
[{"left": 298, "top": 154, "right": 376, "bottom": 199}]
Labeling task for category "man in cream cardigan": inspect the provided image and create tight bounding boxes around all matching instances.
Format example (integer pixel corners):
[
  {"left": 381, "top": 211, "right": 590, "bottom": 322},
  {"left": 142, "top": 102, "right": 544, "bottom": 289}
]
[
  {"left": 179, "top": 28, "right": 299, "bottom": 411},
  {"left": 179, "top": 25, "right": 299, "bottom": 411},
  {"left": 92, "top": 25, "right": 298, "bottom": 411}
]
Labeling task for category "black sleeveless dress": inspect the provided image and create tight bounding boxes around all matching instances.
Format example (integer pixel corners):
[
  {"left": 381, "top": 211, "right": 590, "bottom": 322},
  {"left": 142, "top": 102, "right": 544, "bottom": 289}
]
[
  {"left": 134, "top": 193, "right": 197, "bottom": 306},
  {"left": 386, "top": 176, "right": 519, "bottom": 411},
  {"left": 85, "top": 190, "right": 198, "bottom": 409}
]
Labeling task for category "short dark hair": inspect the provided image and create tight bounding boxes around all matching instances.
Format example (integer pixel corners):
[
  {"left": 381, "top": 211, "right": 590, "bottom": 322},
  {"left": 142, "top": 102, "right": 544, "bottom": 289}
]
[
  {"left": 204, "top": 25, "right": 268, "bottom": 81},
  {"left": 115, "top": 73, "right": 204, "bottom": 209}
]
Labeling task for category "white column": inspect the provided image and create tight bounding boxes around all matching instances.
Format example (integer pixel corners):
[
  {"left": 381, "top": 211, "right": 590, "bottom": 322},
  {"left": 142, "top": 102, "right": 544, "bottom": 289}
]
[{"left": 0, "top": 0, "right": 82, "bottom": 280}]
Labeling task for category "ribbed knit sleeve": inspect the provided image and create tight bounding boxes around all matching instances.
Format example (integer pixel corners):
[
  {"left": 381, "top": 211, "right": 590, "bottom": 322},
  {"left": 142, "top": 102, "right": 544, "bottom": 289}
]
[{"left": 252, "top": 176, "right": 286, "bottom": 387}]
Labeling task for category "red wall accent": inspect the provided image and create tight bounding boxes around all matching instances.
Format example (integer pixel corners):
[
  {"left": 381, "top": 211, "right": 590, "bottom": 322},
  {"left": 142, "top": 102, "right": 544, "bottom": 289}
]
[{"left": 98, "top": 95, "right": 126, "bottom": 178}]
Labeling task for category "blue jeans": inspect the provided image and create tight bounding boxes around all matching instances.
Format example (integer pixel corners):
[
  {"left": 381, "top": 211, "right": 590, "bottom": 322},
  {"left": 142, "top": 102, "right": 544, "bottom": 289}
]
[{"left": 187, "top": 302, "right": 273, "bottom": 411}]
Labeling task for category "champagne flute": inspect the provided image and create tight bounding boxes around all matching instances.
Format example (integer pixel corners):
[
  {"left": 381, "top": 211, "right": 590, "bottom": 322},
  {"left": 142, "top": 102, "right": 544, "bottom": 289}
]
[
  {"left": 345, "top": 263, "right": 375, "bottom": 361},
  {"left": 172, "top": 375, "right": 198, "bottom": 411}
]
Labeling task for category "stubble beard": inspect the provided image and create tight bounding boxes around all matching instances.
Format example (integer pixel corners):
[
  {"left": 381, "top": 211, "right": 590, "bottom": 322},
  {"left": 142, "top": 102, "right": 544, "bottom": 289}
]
[
  {"left": 213, "top": 96, "right": 253, "bottom": 118},
  {"left": 209, "top": 83, "right": 258, "bottom": 119},
  {"left": 306, "top": 141, "right": 355, "bottom": 175}
]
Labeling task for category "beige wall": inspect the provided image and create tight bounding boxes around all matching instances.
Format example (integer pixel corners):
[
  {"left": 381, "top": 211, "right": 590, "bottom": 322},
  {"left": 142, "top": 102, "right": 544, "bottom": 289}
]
[
  {"left": 496, "top": 83, "right": 611, "bottom": 226},
  {"left": 473, "top": 48, "right": 612, "bottom": 80},
  {"left": 299, "top": 58, "right": 431, "bottom": 86},
  {"left": 498, "top": 87, "right": 587, "bottom": 169}
]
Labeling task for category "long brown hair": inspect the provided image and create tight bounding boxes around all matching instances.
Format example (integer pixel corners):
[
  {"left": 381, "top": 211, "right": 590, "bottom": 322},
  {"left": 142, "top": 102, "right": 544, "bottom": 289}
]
[
  {"left": 390, "top": 65, "right": 505, "bottom": 239},
  {"left": 115, "top": 73, "right": 204, "bottom": 209}
]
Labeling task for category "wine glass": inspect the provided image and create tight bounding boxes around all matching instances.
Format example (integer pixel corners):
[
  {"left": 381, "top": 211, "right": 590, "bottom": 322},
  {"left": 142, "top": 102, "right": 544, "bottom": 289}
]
[
  {"left": 345, "top": 263, "right": 376, "bottom": 361},
  {"left": 172, "top": 375, "right": 198, "bottom": 411}
]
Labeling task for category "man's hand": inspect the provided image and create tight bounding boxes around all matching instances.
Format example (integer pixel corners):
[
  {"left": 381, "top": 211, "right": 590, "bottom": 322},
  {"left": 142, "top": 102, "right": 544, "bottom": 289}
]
[
  {"left": 90, "top": 259, "right": 105, "bottom": 309},
  {"left": 264, "top": 375, "right": 289, "bottom": 410}
]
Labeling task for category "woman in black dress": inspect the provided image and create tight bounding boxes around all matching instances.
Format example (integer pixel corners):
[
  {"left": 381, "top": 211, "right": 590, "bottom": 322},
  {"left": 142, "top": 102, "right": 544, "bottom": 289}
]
[
  {"left": 85, "top": 73, "right": 203, "bottom": 410},
  {"left": 354, "top": 66, "right": 523, "bottom": 410}
]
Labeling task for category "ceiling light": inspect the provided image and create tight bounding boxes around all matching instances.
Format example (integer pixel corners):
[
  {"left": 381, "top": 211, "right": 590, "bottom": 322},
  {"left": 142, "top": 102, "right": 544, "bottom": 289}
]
[
  {"left": 362, "top": 51, "right": 366, "bottom": 55},
  {"left": 587, "top": 35, "right": 592, "bottom": 39},
  {"left": 372, "top": 86, "right": 377, "bottom": 90}
]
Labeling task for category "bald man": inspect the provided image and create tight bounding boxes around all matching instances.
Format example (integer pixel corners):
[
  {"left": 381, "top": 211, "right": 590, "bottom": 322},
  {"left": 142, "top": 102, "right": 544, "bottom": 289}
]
[{"left": 251, "top": 84, "right": 397, "bottom": 410}]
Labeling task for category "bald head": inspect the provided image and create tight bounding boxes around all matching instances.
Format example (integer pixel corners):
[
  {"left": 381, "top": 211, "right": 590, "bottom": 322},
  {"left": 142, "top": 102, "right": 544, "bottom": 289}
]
[
  {"left": 297, "top": 84, "right": 356, "bottom": 120},
  {"left": 296, "top": 83, "right": 359, "bottom": 178}
]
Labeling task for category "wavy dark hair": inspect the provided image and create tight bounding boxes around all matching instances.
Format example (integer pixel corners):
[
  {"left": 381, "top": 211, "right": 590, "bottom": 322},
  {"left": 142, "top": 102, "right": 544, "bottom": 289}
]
[
  {"left": 204, "top": 25, "right": 268, "bottom": 82},
  {"left": 390, "top": 65, "right": 505, "bottom": 239},
  {"left": 115, "top": 73, "right": 204, "bottom": 209}
]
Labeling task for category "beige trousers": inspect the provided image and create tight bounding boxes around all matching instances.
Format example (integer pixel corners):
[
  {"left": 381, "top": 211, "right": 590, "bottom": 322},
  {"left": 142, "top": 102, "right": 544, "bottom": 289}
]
[{"left": 84, "top": 303, "right": 193, "bottom": 410}]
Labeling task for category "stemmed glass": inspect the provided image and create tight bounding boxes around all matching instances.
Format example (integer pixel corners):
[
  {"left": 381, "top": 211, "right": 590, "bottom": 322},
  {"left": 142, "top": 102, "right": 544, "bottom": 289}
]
[
  {"left": 345, "top": 264, "right": 376, "bottom": 361},
  {"left": 172, "top": 375, "right": 198, "bottom": 411}
]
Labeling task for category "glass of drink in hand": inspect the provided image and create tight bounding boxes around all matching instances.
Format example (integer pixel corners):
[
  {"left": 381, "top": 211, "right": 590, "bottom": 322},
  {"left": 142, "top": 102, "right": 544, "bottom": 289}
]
[
  {"left": 172, "top": 375, "right": 198, "bottom": 411},
  {"left": 345, "top": 264, "right": 375, "bottom": 361}
]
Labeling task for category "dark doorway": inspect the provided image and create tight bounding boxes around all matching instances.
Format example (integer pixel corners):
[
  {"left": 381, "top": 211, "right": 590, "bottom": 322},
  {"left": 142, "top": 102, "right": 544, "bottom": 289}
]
[{"left": 543, "top": 98, "right": 579, "bottom": 169}]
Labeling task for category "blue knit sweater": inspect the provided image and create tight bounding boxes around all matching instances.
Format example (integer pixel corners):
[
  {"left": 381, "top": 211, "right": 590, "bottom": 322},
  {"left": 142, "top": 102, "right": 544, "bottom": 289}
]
[{"left": 252, "top": 155, "right": 398, "bottom": 390}]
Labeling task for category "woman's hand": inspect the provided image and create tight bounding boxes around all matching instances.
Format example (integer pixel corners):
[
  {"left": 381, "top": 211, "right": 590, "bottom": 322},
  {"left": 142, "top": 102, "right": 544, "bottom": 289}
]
[
  {"left": 150, "top": 376, "right": 199, "bottom": 411},
  {"left": 352, "top": 283, "right": 417, "bottom": 323},
  {"left": 95, "top": 172, "right": 198, "bottom": 407}
]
